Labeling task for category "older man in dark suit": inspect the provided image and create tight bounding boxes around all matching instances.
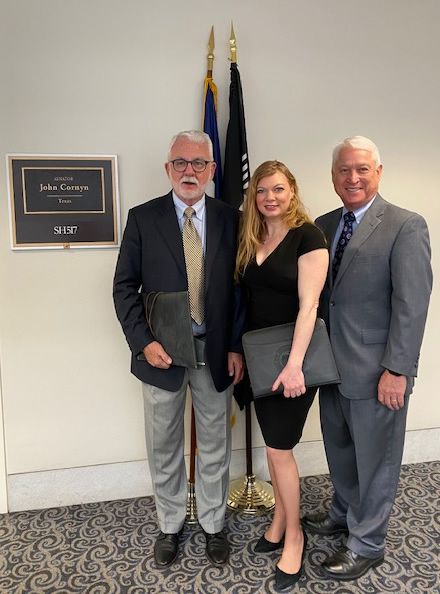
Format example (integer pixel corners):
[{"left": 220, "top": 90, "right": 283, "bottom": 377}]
[
  {"left": 303, "top": 136, "right": 432, "bottom": 580},
  {"left": 113, "top": 130, "right": 245, "bottom": 568}
]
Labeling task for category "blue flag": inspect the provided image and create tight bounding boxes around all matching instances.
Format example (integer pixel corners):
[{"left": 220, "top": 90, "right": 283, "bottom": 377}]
[{"left": 203, "top": 78, "right": 222, "bottom": 200}]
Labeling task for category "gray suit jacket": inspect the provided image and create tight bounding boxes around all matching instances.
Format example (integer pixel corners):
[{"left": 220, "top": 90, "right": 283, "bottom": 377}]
[{"left": 316, "top": 194, "right": 432, "bottom": 400}]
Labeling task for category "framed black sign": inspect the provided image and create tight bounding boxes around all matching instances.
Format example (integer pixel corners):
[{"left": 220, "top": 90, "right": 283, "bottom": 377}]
[{"left": 6, "top": 154, "right": 120, "bottom": 249}]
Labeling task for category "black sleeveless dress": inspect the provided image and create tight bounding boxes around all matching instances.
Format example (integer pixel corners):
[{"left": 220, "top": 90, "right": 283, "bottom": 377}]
[{"left": 241, "top": 223, "right": 327, "bottom": 449}]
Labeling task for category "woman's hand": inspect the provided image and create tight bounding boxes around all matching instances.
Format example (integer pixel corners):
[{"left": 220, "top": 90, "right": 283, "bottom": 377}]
[{"left": 272, "top": 364, "right": 306, "bottom": 398}]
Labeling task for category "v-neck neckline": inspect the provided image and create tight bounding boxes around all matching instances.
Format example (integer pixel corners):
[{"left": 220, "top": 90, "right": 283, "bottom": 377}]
[{"left": 255, "top": 229, "right": 291, "bottom": 267}]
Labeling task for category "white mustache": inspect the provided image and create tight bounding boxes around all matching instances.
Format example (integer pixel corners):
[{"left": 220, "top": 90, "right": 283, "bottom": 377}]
[{"left": 181, "top": 176, "right": 198, "bottom": 184}]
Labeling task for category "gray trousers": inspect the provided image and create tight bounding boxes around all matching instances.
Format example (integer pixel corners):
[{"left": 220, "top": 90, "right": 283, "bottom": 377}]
[
  {"left": 142, "top": 339, "right": 233, "bottom": 534},
  {"left": 319, "top": 384, "right": 409, "bottom": 558}
]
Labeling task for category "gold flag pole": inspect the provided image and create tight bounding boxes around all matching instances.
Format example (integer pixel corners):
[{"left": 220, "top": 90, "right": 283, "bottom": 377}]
[
  {"left": 226, "top": 22, "right": 275, "bottom": 515},
  {"left": 207, "top": 25, "right": 214, "bottom": 76},
  {"left": 186, "top": 26, "right": 217, "bottom": 525},
  {"left": 229, "top": 21, "right": 237, "bottom": 63}
]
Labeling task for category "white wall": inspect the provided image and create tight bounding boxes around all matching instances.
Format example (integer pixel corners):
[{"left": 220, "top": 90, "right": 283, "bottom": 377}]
[{"left": 1, "top": 0, "right": 439, "bottom": 512}]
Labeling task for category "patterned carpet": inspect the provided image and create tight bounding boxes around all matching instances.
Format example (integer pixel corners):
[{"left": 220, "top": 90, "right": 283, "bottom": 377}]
[{"left": 0, "top": 461, "right": 438, "bottom": 594}]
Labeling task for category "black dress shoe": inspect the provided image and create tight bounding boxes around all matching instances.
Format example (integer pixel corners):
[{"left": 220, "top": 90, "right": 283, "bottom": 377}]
[
  {"left": 204, "top": 531, "right": 230, "bottom": 565},
  {"left": 254, "top": 533, "right": 284, "bottom": 553},
  {"left": 154, "top": 531, "right": 181, "bottom": 567},
  {"left": 301, "top": 512, "right": 348, "bottom": 536},
  {"left": 322, "top": 547, "right": 384, "bottom": 580},
  {"left": 274, "top": 531, "right": 307, "bottom": 592}
]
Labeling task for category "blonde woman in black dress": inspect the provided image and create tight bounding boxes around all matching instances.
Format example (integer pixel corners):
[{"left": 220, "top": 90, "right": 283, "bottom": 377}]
[{"left": 236, "top": 161, "right": 328, "bottom": 591}]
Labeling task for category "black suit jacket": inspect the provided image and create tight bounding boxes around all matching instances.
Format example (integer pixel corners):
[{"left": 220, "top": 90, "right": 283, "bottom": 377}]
[{"left": 113, "top": 192, "right": 245, "bottom": 392}]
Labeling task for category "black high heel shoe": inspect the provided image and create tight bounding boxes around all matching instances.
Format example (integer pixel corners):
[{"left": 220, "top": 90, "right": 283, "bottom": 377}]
[
  {"left": 254, "top": 533, "right": 284, "bottom": 553},
  {"left": 274, "top": 531, "right": 307, "bottom": 591}
]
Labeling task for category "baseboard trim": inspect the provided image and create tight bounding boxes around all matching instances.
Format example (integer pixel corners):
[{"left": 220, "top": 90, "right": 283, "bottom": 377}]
[{"left": 6, "top": 427, "right": 439, "bottom": 513}]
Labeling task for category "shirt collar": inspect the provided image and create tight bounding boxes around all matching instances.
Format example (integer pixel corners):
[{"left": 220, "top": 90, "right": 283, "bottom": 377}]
[
  {"left": 172, "top": 192, "right": 206, "bottom": 220},
  {"left": 342, "top": 194, "right": 376, "bottom": 224}
]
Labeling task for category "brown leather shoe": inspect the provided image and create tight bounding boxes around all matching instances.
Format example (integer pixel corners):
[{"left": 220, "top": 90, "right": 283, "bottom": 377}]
[
  {"left": 301, "top": 512, "right": 348, "bottom": 536},
  {"left": 322, "top": 547, "right": 384, "bottom": 580}
]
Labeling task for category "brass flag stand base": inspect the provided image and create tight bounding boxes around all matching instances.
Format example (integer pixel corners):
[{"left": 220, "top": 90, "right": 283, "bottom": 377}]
[
  {"left": 186, "top": 397, "right": 276, "bottom": 519},
  {"left": 227, "top": 474, "right": 275, "bottom": 514},
  {"left": 227, "top": 403, "right": 275, "bottom": 515},
  {"left": 186, "top": 480, "right": 198, "bottom": 525}
]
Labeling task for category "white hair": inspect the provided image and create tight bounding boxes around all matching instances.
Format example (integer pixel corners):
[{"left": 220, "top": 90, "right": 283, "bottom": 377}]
[
  {"left": 332, "top": 135, "right": 381, "bottom": 168},
  {"left": 168, "top": 130, "right": 213, "bottom": 161}
]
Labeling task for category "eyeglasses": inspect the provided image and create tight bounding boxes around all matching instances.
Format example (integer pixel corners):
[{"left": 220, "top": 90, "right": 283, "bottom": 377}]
[{"left": 169, "top": 158, "right": 212, "bottom": 172}]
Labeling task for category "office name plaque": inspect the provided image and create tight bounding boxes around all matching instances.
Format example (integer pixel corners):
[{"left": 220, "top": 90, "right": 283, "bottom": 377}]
[{"left": 7, "top": 154, "right": 120, "bottom": 249}]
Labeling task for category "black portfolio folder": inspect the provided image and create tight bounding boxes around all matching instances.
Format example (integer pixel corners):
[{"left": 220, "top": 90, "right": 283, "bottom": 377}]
[{"left": 137, "top": 291, "right": 198, "bottom": 369}]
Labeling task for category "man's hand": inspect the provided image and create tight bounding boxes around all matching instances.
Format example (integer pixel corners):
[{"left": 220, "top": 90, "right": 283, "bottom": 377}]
[
  {"left": 142, "top": 341, "right": 172, "bottom": 369},
  {"left": 228, "top": 352, "right": 244, "bottom": 385},
  {"left": 378, "top": 370, "right": 407, "bottom": 410}
]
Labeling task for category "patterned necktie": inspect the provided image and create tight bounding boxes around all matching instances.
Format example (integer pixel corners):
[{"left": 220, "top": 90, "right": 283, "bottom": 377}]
[
  {"left": 332, "top": 211, "right": 355, "bottom": 280},
  {"left": 182, "top": 207, "right": 205, "bottom": 325}
]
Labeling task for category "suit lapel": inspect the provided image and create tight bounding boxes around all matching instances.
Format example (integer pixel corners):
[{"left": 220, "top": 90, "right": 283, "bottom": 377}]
[
  {"left": 320, "top": 209, "right": 342, "bottom": 289},
  {"left": 205, "top": 198, "right": 226, "bottom": 288},
  {"left": 155, "top": 192, "right": 187, "bottom": 276},
  {"left": 334, "top": 194, "right": 386, "bottom": 286}
]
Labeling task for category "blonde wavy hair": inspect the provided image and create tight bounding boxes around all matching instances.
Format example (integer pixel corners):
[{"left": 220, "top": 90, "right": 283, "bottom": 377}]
[{"left": 235, "top": 160, "right": 313, "bottom": 280}]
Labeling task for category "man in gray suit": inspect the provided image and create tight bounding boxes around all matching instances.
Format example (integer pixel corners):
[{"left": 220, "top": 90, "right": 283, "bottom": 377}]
[{"left": 302, "top": 136, "right": 432, "bottom": 580}]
